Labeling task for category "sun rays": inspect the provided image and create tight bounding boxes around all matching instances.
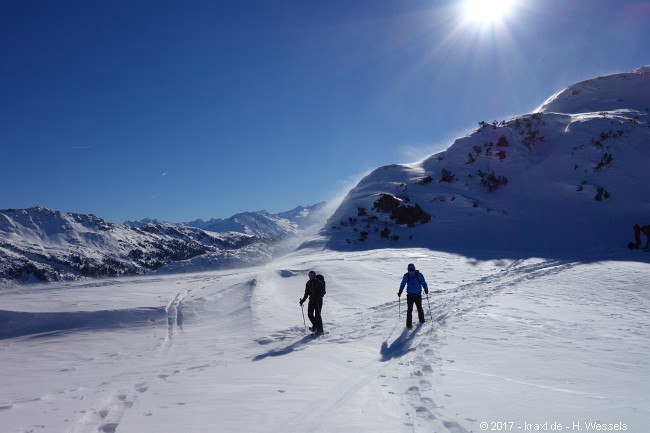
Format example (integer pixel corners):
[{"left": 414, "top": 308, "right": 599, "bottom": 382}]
[{"left": 463, "top": 0, "right": 518, "bottom": 28}]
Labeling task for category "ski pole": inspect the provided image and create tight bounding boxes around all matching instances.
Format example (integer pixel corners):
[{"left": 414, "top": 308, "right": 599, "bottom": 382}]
[
  {"left": 300, "top": 299, "right": 307, "bottom": 330},
  {"left": 399, "top": 295, "right": 401, "bottom": 320},
  {"left": 426, "top": 292, "right": 433, "bottom": 324}
]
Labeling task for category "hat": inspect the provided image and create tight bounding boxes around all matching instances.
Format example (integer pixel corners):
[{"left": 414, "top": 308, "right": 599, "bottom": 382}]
[
  {"left": 407, "top": 263, "right": 415, "bottom": 271},
  {"left": 308, "top": 270, "right": 316, "bottom": 276}
]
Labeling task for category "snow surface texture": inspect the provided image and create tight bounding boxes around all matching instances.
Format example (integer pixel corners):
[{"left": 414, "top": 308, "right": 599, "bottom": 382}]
[
  {"left": 1, "top": 249, "right": 648, "bottom": 432},
  {"left": 316, "top": 68, "right": 650, "bottom": 256}
]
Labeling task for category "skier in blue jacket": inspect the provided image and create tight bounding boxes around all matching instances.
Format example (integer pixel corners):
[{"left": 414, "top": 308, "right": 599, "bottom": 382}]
[{"left": 398, "top": 263, "right": 429, "bottom": 329}]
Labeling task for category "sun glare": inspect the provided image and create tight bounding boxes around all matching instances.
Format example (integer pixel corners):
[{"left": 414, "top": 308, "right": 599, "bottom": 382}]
[{"left": 464, "top": 0, "right": 517, "bottom": 26}]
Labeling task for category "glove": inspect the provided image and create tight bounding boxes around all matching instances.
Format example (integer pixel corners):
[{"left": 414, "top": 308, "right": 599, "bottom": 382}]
[
  {"left": 299, "top": 299, "right": 304, "bottom": 306},
  {"left": 424, "top": 289, "right": 429, "bottom": 295},
  {"left": 397, "top": 292, "right": 402, "bottom": 297}
]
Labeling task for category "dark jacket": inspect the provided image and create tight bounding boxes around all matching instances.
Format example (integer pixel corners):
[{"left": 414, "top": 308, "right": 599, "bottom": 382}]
[{"left": 301, "top": 278, "right": 326, "bottom": 304}]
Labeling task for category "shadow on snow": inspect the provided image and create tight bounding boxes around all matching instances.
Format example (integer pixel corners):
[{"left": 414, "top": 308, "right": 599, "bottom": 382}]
[
  {"left": 252, "top": 334, "right": 317, "bottom": 361},
  {"left": 0, "top": 307, "right": 166, "bottom": 340},
  {"left": 379, "top": 325, "right": 423, "bottom": 362}
]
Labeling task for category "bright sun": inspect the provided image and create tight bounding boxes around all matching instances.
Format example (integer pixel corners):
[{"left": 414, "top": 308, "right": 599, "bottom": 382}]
[{"left": 464, "top": 0, "right": 517, "bottom": 26}]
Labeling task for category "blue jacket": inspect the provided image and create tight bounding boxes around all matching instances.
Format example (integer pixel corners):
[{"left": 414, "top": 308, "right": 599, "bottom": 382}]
[{"left": 399, "top": 271, "right": 428, "bottom": 296}]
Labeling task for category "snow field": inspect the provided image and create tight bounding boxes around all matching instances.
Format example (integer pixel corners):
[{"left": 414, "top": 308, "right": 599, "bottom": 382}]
[
  {"left": 431, "top": 260, "right": 650, "bottom": 430},
  {"left": 1, "top": 249, "right": 648, "bottom": 432}
]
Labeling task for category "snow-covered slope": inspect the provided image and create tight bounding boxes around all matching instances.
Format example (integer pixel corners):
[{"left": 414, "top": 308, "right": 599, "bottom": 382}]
[
  {"left": 203, "top": 211, "right": 298, "bottom": 240},
  {"left": 316, "top": 67, "right": 650, "bottom": 256},
  {"left": 1, "top": 249, "right": 648, "bottom": 432},
  {"left": 0, "top": 207, "right": 267, "bottom": 285},
  {"left": 1, "top": 203, "right": 332, "bottom": 286},
  {"left": 538, "top": 66, "right": 650, "bottom": 114},
  {"left": 185, "top": 203, "right": 328, "bottom": 240},
  {"left": 276, "top": 202, "right": 329, "bottom": 229}
]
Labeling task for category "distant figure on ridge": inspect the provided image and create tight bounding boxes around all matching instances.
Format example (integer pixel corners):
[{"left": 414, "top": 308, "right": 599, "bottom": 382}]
[
  {"left": 642, "top": 225, "right": 650, "bottom": 251},
  {"left": 398, "top": 263, "right": 428, "bottom": 329},
  {"left": 633, "top": 224, "right": 642, "bottom": 249},
  {"left": 299, "top": 271, "right": 326, "bottom": 334}
]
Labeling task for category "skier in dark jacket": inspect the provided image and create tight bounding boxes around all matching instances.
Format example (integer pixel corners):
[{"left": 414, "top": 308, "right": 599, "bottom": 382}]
[
  {"left": 300, "top": 271, "right": 325, "bottom": 334},
  {"left": 398, "top": 263, "right": 428, "bottom": 329},
  {"left": 642, "top": 225, "right": 650, "bottom": 251},
  {"left": 634, "top": 224, "right": 642, "bottom": 248}
]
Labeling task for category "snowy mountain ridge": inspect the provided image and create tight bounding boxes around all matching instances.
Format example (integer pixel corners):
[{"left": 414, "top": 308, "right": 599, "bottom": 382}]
[
  {"left": 125, "top": 203, "right": 325, "bottom": 233},
  {"left": 0, "top": 207, "right": 273, "bottom": 285},
  {"left": 1, "top": 203, "right": 329, "bottom": 285},
  {"left": 315, "top": 67, "right": 650, "bottom": 256},
  {"left": 175, "top": 202, "right": 327, "bottom": 240}
]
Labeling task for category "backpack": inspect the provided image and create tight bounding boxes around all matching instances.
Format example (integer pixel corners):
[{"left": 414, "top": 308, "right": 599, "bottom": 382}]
[
  {"left": 315, "top": 274, "right": 326, "bottom": 297},
  {"left": 404, "top": 270, "right": 423, "bottom": 287},
  {"left": 405, "top": 270, "right": 419, "bottom": 280}
]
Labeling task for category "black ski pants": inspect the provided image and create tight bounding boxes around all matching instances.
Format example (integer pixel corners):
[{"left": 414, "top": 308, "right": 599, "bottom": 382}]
[
  {"left": 406, "top": 294, "right": 425, "bottom": 328},
  {"left": 307, "top": 297, "right": 324, "bottom": 332}
]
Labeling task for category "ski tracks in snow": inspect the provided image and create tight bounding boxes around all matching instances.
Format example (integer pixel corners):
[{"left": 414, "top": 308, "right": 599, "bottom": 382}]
[
  {"left": 251, "top": 257, "right": 578, "bottom": 432},
  {"left": 67, "top": 285, "right": 194, "bottom": 433},
  {"left": 382, "top": 258, "right": 578, "bottom": 432},
  {"left": 62, "top": 256, "right": 578, "bottom": 433},
  {"left": 434, "top": 259, "right": 578, "bottom": 324},
  {"left": 158, "top": 289, "right": 188, "bottom": 355},
  {"left": 68, "top": 382, "right": 149, "bottom": 433}
]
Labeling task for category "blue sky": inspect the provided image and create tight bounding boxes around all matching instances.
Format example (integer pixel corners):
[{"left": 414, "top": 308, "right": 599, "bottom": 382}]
[{"left": 2, "top": 0, "right": 649, "bottom": 223}]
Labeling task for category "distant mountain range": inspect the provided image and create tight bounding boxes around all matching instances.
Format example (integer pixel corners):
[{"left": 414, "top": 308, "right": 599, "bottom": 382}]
[
  {"left": 180, "top": 202, "right": 327, "bottom": 240},
  {"left": 310, "top": 66, "right": 650, "bottom": 256},
  {"left": 0, "top": 203, "right": 327, "bottom": 285}
]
